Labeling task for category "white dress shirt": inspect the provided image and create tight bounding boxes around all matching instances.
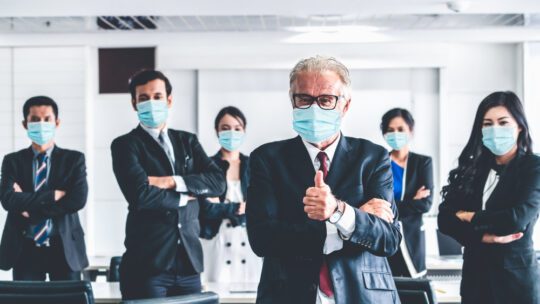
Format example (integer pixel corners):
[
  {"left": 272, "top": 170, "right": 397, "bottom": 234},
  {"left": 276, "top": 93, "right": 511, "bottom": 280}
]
[
  {"left": 301, "top": 134, "right": 356, "bottom": 304},
  {"left": 140, "top": 123, "right": 190, "bottom": 207},
  {"left": 482, "top": 169, "right": 500, "bottom": 210}
]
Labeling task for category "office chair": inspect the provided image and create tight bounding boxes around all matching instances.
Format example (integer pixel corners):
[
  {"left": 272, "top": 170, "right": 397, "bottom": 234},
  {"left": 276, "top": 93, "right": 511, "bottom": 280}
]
[
  {"left": 394, "top": 277, "right": 437, "bottom": 304},
  {"left": 120, "top": 292, "right": 219, "bottom": 304},
  {"left": 398, "top": 289, "right": 430, "bottom": 304},
  {"left": 107, "top": 256, "right": 122, "bottom": 282},
  {"left": 0, "top": 280, "right": 94, "bottom": 304},
  {"left": 436, "top": 229, "right": 462, "bottom": 256}
]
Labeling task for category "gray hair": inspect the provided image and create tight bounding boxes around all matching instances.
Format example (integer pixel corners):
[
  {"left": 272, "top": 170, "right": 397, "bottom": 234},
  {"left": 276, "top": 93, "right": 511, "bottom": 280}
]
[{"left": 289, "top": 55, "right": 351, "bottom": 97}]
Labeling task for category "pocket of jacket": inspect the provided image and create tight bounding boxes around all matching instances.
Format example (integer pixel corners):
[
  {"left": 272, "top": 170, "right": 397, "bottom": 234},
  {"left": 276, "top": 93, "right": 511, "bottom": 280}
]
[
  {"left": 362, "top": 271, "right": 395, "bottom": 290},
  {"left": 502, "top": 251, "right": 537, "bottom": 269}
]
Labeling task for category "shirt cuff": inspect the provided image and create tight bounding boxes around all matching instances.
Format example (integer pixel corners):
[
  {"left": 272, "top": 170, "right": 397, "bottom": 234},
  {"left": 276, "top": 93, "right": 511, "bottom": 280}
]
[
  {"left": 173, "top": 176, "right": 188, "bottom": 193},
  {"left": 335, "top": 203, "right": 355, "bottom": 240},
  {"left": 179, "top": 194, "right": 190, "bottom": 207},
  {"left": 323, "top": 221, "right": 343, "bottom": 254}
]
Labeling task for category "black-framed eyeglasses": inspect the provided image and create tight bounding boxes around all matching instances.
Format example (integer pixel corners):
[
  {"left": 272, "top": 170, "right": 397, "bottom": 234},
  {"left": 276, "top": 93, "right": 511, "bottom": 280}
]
[{"left": 292, "top": 94, "right": 343, "bottom": 110}]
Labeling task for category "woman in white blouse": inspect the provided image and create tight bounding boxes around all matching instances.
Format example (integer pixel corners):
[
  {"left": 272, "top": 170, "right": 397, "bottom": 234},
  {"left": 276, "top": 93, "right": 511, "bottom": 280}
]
[{"left": 199, "top": 106, "right": 262, "bottom": 284}]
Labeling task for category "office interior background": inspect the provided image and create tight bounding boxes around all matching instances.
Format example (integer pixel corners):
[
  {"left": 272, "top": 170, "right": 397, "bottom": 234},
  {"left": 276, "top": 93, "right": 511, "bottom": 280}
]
[{"left": 1, "top": 0, "right": 540, "bottom": 280}]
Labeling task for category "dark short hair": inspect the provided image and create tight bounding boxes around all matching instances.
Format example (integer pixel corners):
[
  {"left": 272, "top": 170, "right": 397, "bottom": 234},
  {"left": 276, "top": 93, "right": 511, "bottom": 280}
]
[
  {"left": 214, "top": 106, "right": 247, "bottom": 131},
  {"left": 380, "top": 108, "right": 415, "bottom": 134},
  {"left": 23, "top": 96, "right": 59, "bottom": 121},
  {"left": 128, "top": 69, "right": 172, "bottom": 100}
]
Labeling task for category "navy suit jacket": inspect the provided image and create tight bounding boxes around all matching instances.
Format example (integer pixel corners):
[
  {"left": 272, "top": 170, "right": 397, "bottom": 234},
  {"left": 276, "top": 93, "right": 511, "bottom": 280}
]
[
  {"left": 247, "top": 135, "right": 402, "bottom": 304},
  {"left": 0, "top": 146, "right": 89, "bottom": 271}
]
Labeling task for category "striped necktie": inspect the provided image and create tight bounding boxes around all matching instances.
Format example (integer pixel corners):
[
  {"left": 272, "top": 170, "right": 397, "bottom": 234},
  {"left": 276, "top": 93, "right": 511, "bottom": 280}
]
[
  {"left": 33, "top": 153, "right": 52, "bottom": 247},
  {"left": 158, "top": 132, "right": 175, "bottom": 173}
]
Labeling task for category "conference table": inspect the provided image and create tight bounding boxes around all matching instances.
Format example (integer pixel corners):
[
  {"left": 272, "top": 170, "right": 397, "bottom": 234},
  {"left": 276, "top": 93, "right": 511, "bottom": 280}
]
[{"left": 92, "top": 280, "right": 461, "bottom": 304}]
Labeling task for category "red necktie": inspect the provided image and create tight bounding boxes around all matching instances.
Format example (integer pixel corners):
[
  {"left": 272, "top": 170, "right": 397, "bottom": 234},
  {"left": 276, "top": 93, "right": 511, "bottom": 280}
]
[{"left": 316, "top": 152, "right": 334, "bottom": 297}]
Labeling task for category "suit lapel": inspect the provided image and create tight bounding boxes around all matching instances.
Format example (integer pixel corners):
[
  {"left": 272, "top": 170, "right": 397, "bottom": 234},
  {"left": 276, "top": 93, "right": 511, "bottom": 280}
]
[
  {"left": 286, "top": 136, "right": 317, "bottom": 190},
  {"left": 404, "top": 153, "right": 417, "bottom": 199},
  {"left": 326, "top": 135, "right": 352, "bottom": 190},
  {"left": 21, "top": 147, "right": 35, "bottom": 191},
  {"left": 134, "top": 125, "right": 174, "bottom": 175},
  {"left": 167, "top": 129, "right": 187, "bottom": 175},
  {"left": 47, "top": 145, "right": 61, "bottom": 188},
  {"left": 484, "top": 153, "right": 521, "bottom": 210}
]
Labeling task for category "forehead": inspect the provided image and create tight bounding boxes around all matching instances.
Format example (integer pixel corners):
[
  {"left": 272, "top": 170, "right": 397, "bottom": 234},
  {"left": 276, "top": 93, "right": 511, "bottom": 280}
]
[
  {"left": 291, "top": 71, "right": 344, "bottom": 93},
  {"left": 389, "top": 116, "right": 408, "bottom": 126},
  {"left": 219, "top": 114, "right": 243, "bottom": 125},
  {"left": 28, "top": 105, "right": 55, "bottom": 116},
  {"left": 484, "top": 106, "right": 512, "bottom": 119},
  {"left": 135, "top": 79, "right": 167, "bottom": 95}
]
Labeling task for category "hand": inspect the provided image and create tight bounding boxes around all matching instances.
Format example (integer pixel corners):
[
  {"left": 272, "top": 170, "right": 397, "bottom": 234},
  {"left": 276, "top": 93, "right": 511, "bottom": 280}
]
[
  {"left": 303, "top": 171, "right": 338, "bottom": 221},
  {"left": 207, "top": 197, "right": 220, "bottom": 203},
  {"left": 482, "top": 232, "right": 523, "bottom": 244},
  {"left": 13, "top": 183, "right": 22, "bottom": 192},
  {"left": 54, "top": 190, "right": 66, "bottom": 201},
  {"left": 148, "top": 176, "right": 176, "bottom": 190},
  {"left": 21, "top": 211, "right": 30, "bottom": 218},
  {"left": 456, "top": 211, "right": 475, "bottom": 223},
  {"left": 413, "top": 186, "right": 431, "bottom": 200},
  {"left": 237, "top": 202, "right": 246, "bottom": 215},
  {"left": 360, "top": 198, "right": 394, "bottom": 223}
]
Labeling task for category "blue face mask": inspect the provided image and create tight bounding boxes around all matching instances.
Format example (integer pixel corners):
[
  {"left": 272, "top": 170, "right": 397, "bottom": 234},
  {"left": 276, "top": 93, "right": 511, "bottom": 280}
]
[
  {"left": 218, "top": 130, "right": 245, "bottom": 152},
  {"left": 136, "top": 100, "right": 169, "bottom": 128},
  {"left": 482, "top": 126, "right": 517, "bottom": 156},
  {"left": 27, "top": 122, "right": 56, "bottom": 146},
  {"left": 384, "top": 132, "right": 409, "bottom": 151},
  {"left": 292, "top": 107, "right": 341, "bottom": 144}
]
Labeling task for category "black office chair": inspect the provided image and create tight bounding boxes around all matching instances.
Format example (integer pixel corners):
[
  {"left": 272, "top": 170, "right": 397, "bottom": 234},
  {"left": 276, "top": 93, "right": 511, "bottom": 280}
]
[
  {"left": 0, "top": 280, "right": 94, "bottom": 304},
  {"left": 107, "top": 256, "right": 122, "bottom": 282},
  {"left": 120, "top": 292, "right": 219, "bottom": 304},
  {"left": 398, "top": 289, "right": 430, "bottom": 304},
  {"left": 394, "top": 277, "right": 437, "bottom": 304},
  {"left": 436, "top": 229, "right": 462, "bottom": 256}
]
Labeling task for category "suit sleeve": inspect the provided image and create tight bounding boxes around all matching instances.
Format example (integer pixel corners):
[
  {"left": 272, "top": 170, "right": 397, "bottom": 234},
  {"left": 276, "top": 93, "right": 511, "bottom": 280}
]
[
  {"left": 246, "top": 149, "right": 326, "bottom": 258},
  {"left": 399, "top": 157, "right": 434, "bottom": 217},
  {"left": 199, "top": 198, "right": 240, "bottom": 219},
  {"left": 182, "top": 135, "right": 226, "bottom": 197},
  {"left": 345, "top": 151, "right": 402, "bottom": 257},
  {"left": 0, "top": 155, "right": 55, "bottom": 213},
  {"left": 470, "top": 158, "right": 540, "bottom": 235},
  {"left": 437, "top": 192, "right": 483, "bottom": 246},
  {"left": 33, "top": 153, "right": 88, "bottom": 218},
  {"left": 111, "top": 137, "right": 182, "bottom": 211}
]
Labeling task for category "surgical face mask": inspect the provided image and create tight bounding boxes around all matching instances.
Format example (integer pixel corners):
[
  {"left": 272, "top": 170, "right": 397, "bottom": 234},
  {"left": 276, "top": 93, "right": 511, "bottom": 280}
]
[
  {"left": 27, "top": 122, "right": 56, "bottom": 146},
  {"left": 384, "top": 132, "right": 409, "bottom": 151},
  {"left": 482, "top": 126, "right": 518, "bottom": 156},
  {"left": 136, "top": 99, "right": 169, "bottom": 128},
  {"left": 292, "top": 106, "right": 341, "bottom": 144},
  {"left": 218, "top": 130, "right": 245, "bottom": 152}
]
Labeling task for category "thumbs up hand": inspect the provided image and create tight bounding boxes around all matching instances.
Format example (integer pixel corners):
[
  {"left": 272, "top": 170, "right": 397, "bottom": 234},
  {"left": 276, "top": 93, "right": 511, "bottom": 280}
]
[{"left": 303, "top": 170, "right": 339, "bottom": 221}]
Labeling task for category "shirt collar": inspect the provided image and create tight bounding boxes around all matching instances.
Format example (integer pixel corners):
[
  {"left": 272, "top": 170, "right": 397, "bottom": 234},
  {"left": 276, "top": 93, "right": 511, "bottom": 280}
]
[
  {"left": 31, "top": 145, "right": 54, "bottom": 159},
  {"left": 140, "top": 123, "right": 168, "bottom": 140},
  {"left": 301, "top": 133, "right": 341, "bottom": 164}
]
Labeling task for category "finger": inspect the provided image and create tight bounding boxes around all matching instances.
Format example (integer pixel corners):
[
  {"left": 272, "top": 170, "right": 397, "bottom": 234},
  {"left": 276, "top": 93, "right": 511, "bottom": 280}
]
[
  {"left": 305, "top": 187, "right": 320, "bottom": 197},
  {"left": 303, "top": 196, "right": 322, "bottom": 206},
  {"left": 314, "top": 171, "right": 325, "bottom": 188}
]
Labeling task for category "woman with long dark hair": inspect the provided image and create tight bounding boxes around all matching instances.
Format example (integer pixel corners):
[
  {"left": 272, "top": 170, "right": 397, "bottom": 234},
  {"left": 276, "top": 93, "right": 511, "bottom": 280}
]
[{"left": 438, "top": 91, "right": 540, "bottom": 303}]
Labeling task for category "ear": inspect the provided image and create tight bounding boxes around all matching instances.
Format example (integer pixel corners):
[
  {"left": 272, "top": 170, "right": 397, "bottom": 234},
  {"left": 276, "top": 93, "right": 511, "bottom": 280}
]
[
  {"left": 22, "top": 120, "right": 27, "bottom": 130},
  {"left": 341, "top": 99, "right": 351, "bottom": 116},
  {"left": 55, "top": 119, "right": 61, "bottom": 128},
  {"left": 166, "top": 95, "right": 173, "bottom": 108},
  {"left": 131, "top": 99, "right": 138, "bottom": 112}
]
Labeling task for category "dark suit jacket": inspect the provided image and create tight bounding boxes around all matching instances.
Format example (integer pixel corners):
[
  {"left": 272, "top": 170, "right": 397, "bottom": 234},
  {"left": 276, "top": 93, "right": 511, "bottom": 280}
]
[
  {"left": 111, "top": 126, "right": 226, "bottom": 276},
  {"left": 0, "top": 146, "right": 89, "bottom": 271},
  {"left": 247, "top": 135, "right": 402, "bottom": 304},
  {"left": 438, "top": 151, "right": 540, "bottom": 304},
  {"left": 199, "top": 152, "right": 248, "bottom": 240},
  {"left": 389, "top": 152, "right": 433, "bottom": 276}
]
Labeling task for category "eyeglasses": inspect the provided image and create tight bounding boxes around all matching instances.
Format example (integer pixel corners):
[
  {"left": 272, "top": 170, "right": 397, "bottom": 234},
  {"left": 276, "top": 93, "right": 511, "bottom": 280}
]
[{"left": 292, "top": 94, "right": 343, "bottom": 110}]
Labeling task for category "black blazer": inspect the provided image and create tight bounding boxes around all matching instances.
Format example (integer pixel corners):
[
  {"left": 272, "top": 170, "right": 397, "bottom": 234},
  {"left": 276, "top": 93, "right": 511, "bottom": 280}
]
[
  {"left": 388, "top": 152, "right": 433, "bottom": 276},
  {"left": 438, "top": 152, "right": 540, "bottom": 304},
  {"left": 199, "top": 152, "right": 248, "bottom": 240},
  {"left": 0, "top": 146, "right": 89, "bottom": 271},
  {"left": 247, "top": 135, "right": 402, "bottom": 304},
  {"left": 111, "top": 126, "right": 226, "bottom": 276}
]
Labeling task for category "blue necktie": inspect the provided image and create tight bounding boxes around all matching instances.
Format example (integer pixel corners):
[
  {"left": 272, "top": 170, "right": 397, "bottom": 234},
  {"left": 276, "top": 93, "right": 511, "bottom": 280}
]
[{"left": 33, "top": 153, "right": 52, "bottom": 247}]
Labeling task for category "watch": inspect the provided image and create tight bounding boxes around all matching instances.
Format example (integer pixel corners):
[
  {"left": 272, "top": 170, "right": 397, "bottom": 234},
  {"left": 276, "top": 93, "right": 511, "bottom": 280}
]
[{"left": 328, "top": 200, "right": 344, "bottom": 224}]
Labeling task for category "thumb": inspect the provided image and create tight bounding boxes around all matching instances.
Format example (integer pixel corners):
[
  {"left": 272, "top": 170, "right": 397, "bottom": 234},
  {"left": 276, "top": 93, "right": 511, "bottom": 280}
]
[{"left": 314, "top": 171, "right": 325, "bottom": 188}]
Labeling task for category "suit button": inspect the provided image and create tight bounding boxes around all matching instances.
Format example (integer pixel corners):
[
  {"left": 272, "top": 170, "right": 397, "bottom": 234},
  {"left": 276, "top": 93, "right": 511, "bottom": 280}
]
[
  {"left": 241, "top": 259, "right": 246, "bottom": 264},
  {"left": 226, "top": 260, "right": 231, "bottom": 265},
  {"left": 178, "top": 224, "right": 182, "bottom": 229},
  {"left": 226, "top": 242, "right": 231, "bottom": 247},
  {"left": 241, "top": 242, "right": 246, "bottom": 247},
  {"left": 166, "top": 211, "right": 171, "bottom": 215},
  {"left": 22, "top": 231, "right": 26, "bottom": 236},
  {"left": 226, "top": 223, "right": 232, "bottom": 228}
]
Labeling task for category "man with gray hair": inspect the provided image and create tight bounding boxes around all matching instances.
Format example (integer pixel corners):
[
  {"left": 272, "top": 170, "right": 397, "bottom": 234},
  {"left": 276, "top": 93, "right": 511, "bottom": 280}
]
[{"left": 247, "top": 55, "right": 402, "bottom": 303}]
